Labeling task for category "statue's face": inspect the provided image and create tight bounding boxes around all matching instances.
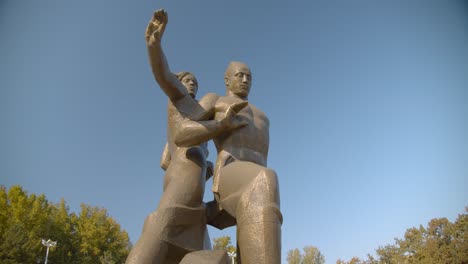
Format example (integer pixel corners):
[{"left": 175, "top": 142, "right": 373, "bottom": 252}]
[
  {"left": 225, "top": 62, "right": 251, "bottom": 99},
  {"left": 181, "top": 74, "right": 198, "bottom": 98}
]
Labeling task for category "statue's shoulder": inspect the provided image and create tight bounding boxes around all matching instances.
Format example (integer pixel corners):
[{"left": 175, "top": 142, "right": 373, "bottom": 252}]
[
  {"left": 249, "top": 102, "right": 264, "bottom": 113},
  {"left": 199, "top": 92, "right": 219, "bottom": 103},
  {"left": 249, "top": 102, "right": 270, "bottom": 124},
  {"left": 198, "top": 92, "right": 220, "bottom": 112},
  {"left": 215, "top": 95, "right": 245, "bottom": 106}
]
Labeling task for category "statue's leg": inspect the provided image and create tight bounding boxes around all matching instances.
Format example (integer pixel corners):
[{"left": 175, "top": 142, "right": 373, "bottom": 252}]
[
  {"left": 217, "top": 163, "right": 282, "bottom": 264},
  {"left": 126, "top": 147, "right": 207, "bottom": 264},
  {"left": 236, "top": 168, "right": 282, "bottom": 264}
]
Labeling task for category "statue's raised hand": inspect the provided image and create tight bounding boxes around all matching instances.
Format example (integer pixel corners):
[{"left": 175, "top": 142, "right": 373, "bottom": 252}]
[
  {"left": 220, "top": 101, "right": 249, "bottom": 131},
  {"left": 146, "top": 9, "right": 168, "bottom": 46}
]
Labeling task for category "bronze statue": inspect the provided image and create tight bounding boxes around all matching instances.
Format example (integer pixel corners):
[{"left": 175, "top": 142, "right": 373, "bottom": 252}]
[
  {"left": 207, "top": 60, "right": 283, "bottom": 264},
  {"left": 128, "top": 9, "right": 282, "bottom": 264},
  {"left": 126, "top": 10, "right": 246, "bottom": 264}
]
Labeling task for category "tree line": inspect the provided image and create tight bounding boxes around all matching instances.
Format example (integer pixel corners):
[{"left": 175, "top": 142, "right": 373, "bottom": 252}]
[
  {"left": 0, "top": 185, "right": 131, "bottom": 264},
  {"left": 2, "top": 185, "right": 465, "bottom": 264},
  {"left": 287, "top": 207, "right": 467, "bottom": 264}
]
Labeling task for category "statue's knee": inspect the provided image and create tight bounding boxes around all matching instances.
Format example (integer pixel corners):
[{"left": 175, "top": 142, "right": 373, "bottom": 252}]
[
  {"left": 258, "top": 168, "right": 280, "bottom": 203},
  {"left": 263, "top": 168, "right": 279, "bottom": 186},
  {"left": 236, "top": 168, "right": 282, "bottom": 225},
  {"left": 145, "top": 211, "right": 160, "bottom": 224},
  {"left": 141, "top": 211, "right": 158, "bottom": 232}
]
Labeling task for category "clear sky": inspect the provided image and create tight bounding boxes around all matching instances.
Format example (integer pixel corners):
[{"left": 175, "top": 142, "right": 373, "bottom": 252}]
[{"left": 1, "top": 0, "right": 467, "bottom": 263}]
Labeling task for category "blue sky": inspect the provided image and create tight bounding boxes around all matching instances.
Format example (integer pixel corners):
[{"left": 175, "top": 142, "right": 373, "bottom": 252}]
[{"left": 1, "top": 0, "right": 467, "bottom": 263}]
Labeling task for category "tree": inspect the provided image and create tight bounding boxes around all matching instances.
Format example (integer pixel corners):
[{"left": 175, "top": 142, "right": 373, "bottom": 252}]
[
  {"left": 452, "top": 207, "right": 468, "bottom": 262},
  {"left": 336, "top": 257, "right": 367, "bottom": 264},
  {"left": 0, "top": 185, "right": 50, "bottom": 263},
  {"left": 212, "top": 235, "right": 236, "bottom": 254},
  {"left": 287, "top": 246, "right": 325, "bottom": 264},
  {"left": 74, "top": 204, "right": 130, "bottom": 263},
  {"left": 287, "top": 248, "right": 301, "bottom": 264},
  {"left": 212, "top": 235, "right": 236, "bottom": 263},
  {"left": 337, "top": 206, "right": 468, "bottom": 264},
  {"left": 302, "top": 246, "right": 325, "bottom": 264},
  {"left": 0, "top": 185, "right": 131, "bottom": 263}
]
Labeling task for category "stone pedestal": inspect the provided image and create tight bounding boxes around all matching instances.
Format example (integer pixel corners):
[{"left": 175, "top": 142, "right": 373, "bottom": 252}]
[{"left": 179, "top": 250, "right": 229, "bottom": 264}]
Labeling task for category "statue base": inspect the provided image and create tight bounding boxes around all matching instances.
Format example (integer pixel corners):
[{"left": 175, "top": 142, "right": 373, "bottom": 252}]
[{"left": 180, "top": 250, "right": 230, "bottom": 264}]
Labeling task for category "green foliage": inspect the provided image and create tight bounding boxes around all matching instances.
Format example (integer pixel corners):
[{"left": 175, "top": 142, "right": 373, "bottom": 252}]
[
  {"left": 212, "top": 235, "right": 237, "bottom": 263},
  {"left": 338, "top": 207, "right": 468, "bottom": 264},
  {"left": 287, "top": 248, "right": 302, "bottom": 264},
  {"left": 287, "top": 246, "right": 325, "bottom": 264},
  {"left": 212, "top": 235, "right": 236, "bottom": 254},
  {"left": 336, "top": 257, "right": 373, "bottom": 264},
  {"left": 74, "top": 204, "right": 130, "bottom": 263},
  {"left": 0, "top": 185, "right": 131, "bottom": 264}
]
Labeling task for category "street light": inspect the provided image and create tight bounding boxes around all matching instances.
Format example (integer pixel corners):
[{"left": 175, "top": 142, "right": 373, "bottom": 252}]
[
  {"left": 41, "top": 239, "right": 57, "bottom": 264},
  {"left": 227, "top": 251, "right": 236, "bottom": 264}
]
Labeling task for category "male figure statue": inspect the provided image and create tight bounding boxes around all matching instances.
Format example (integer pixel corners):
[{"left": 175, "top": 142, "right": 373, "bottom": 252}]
[
  {"left": 205, "top": 60, "right": 283, "bottom": 264},
  {"left": 145, "top": 10, "right": 282, "bottom": 264}
]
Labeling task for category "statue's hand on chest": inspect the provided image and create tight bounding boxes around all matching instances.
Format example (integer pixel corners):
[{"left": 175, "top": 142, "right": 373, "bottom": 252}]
[{"left": 215, "top": 100, "right": 250, "bottom": 131}]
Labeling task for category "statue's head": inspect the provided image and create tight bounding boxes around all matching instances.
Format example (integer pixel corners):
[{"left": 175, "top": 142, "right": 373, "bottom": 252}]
[
  {"left": 224, "top": 61, "right": 252, "bottom": 99},
  {"left": 176, "top": 71, "right": 198, "bottom": 98}
]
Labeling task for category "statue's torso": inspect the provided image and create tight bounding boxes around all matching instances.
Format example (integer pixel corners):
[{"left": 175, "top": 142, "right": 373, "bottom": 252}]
[
  {"left": 214, "top": 96, "right": 269, "bottom": 167},
  {"left": 167, "top": 100, "right": 208, "bottom": 159}
]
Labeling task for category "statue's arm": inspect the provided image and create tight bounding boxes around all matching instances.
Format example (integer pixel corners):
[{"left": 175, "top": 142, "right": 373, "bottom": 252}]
[
  {"left": 173, "top": 101, "right": 248, "bottom": 147},
  {"left": 146, "top": 10, "right": 210, "bottom": 120},
  {"left": 146, "top": 9, "right": 187, "bottom": 101},
  {"left": 174, "top": 119, "right": 224, "bottom": 147}
]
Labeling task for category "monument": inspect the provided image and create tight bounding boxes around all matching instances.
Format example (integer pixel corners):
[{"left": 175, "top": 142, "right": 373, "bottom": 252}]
[{"left": 126, "top": 9, "right": 282, "bottom": 264}]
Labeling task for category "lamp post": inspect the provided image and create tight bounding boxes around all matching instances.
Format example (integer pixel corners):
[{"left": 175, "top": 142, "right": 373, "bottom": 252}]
[
  {"left": 41, "top": 239, "right": 57, "bottom": 264},
  {"left": 227, "top": 251, "right": 236, "bottom": 264}
]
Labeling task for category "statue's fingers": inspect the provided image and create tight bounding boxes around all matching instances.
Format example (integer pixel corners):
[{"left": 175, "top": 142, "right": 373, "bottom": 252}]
[
  {"left": 145, "top": 21, "right": 155, "bottom": 38},
  {"left": 151, "top": 31, "right": 159, "bottom": 40},
  {"left": 225, "top": 105, "right": 235, "bottom": 118},
  {"left": 225, "top": 102, "right": 246, "bottom": 119},
  {"left": 154, "top": 10, "right": 166, "bottom": 24},
  {"left": 163, "top": 10, "right": 168, "bottom": 24},
  {"left": 231, "top": 101, "right": 248, "bottom": 113},
  {"left": 154, "top": 9, "right": 164, "bottom": 16},
  {"left": 152, "top": 9, "right": 162, "bottom": 20},
  {"left": 233, "top": 118, "right": 248, "bottom": 129}
]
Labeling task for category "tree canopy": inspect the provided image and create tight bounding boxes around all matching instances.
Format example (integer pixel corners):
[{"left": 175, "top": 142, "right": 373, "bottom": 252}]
[
  {"left": 0, "top": 185, "right": 131, "bottom": 264},
  {"left": 287, "top": 207, "right": 467, "bottom": 264},
  {"left": 212, "top": 235, "right": 237, "bottom": 263},
  {"left": 336, "top": 207, "right": 468, "bottom": 264},
  {"left": 287, "top": 245, "right": 325, "bottom": 264},
  {"left": 212, "top": 235, "right": 236, "bottom": 254}
]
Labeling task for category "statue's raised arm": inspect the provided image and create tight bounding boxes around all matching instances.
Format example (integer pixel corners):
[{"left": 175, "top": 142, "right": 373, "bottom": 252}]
[
  {"left": 146, "top": 9, "right": 189, "bottom": 102},
  {"left": 145, "top": 9, "right": 207, "bottom": 112}
]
